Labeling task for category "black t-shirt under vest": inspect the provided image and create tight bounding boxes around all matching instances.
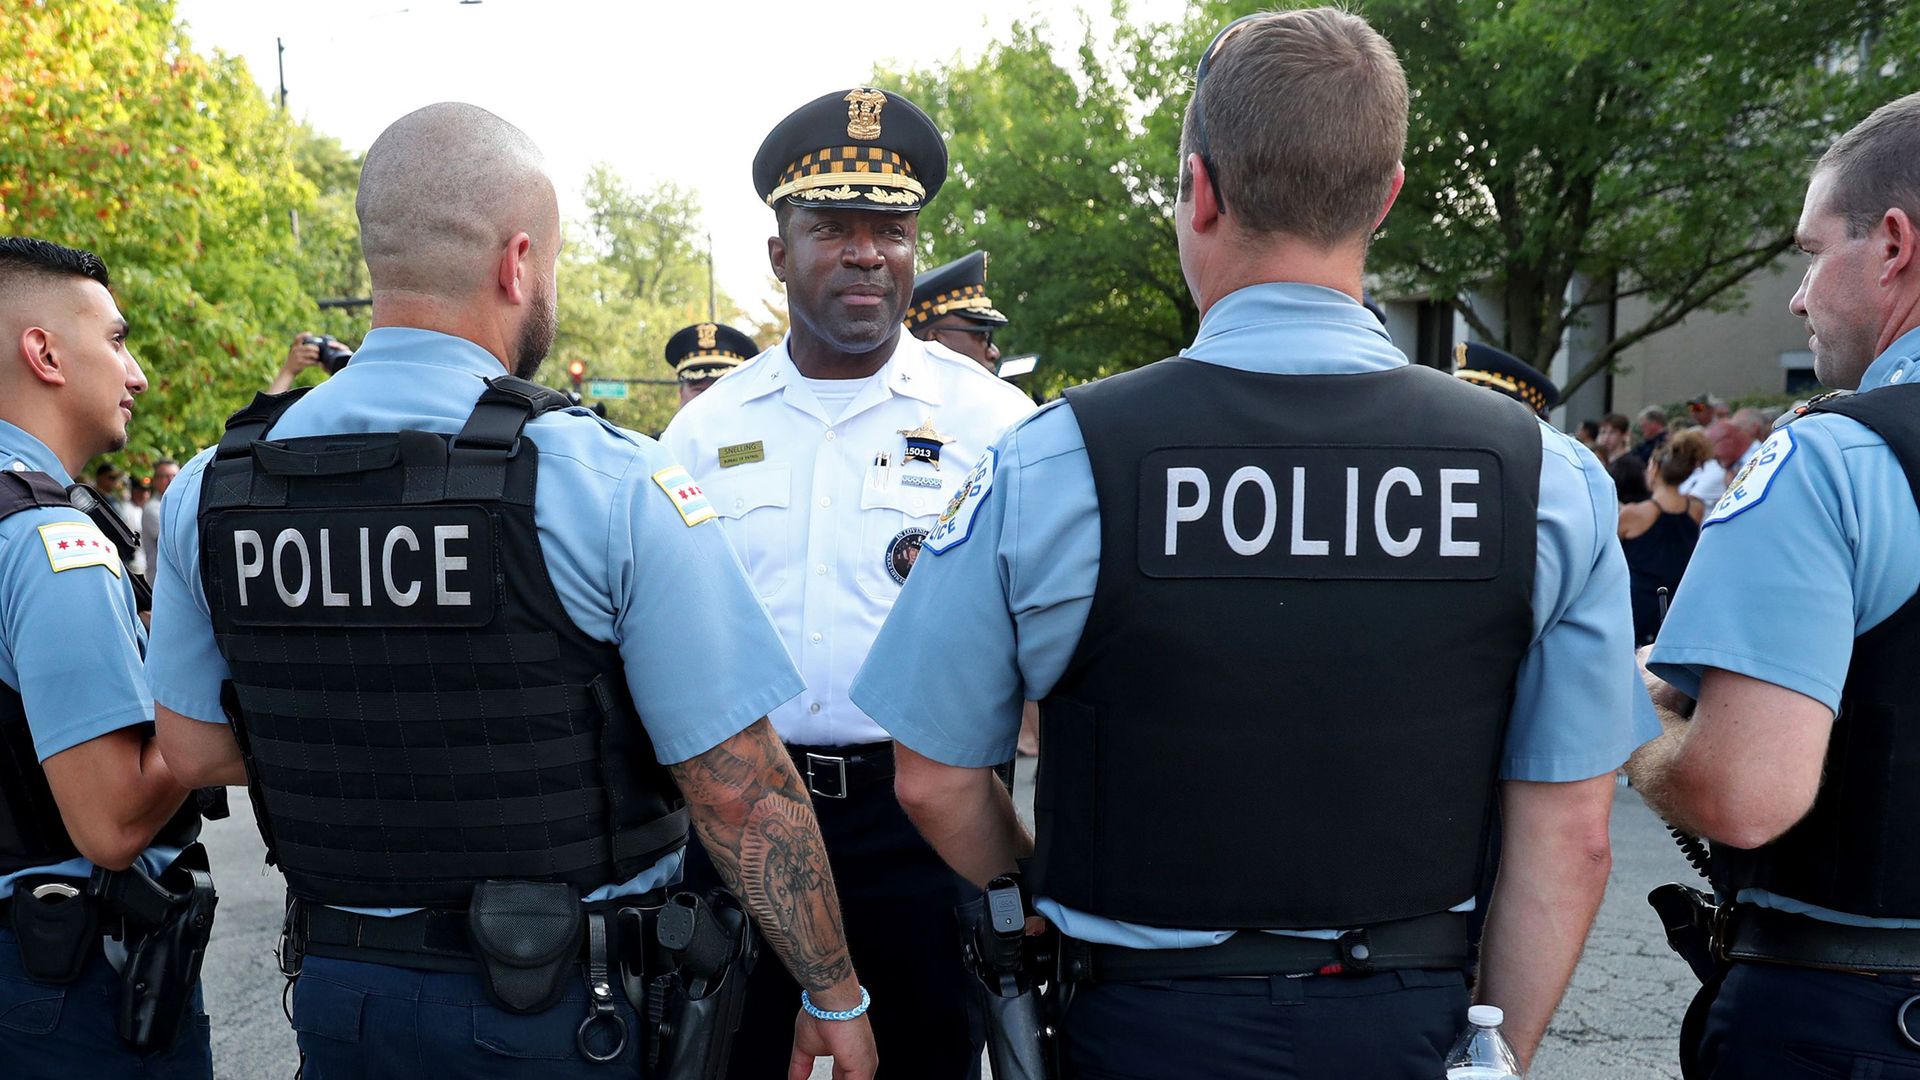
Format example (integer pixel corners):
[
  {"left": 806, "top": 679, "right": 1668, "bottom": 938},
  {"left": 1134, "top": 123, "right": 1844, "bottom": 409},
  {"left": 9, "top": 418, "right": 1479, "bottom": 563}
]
[
  {"left": 198, "top": 379, "right": 687, "bottom": 909},
  {"left": 1715, "top": 385, "right": 1920, "bottom": 919},
  {"left": 0, "top": 470, "right": 199, "bottom": 875},
  {"left": 1037, "top": 359, "right": 1541, "bottom": 930}
]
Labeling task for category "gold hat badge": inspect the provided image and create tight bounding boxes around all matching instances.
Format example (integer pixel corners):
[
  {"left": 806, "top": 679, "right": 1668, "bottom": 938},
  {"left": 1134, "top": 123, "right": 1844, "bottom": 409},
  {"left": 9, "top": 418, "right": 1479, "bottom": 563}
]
[
  {"left": 697, "top": 323, "right": 718, "bottom": 349},
  {"left": 845, "top": 89, "right": 886, "bottom": 141}
]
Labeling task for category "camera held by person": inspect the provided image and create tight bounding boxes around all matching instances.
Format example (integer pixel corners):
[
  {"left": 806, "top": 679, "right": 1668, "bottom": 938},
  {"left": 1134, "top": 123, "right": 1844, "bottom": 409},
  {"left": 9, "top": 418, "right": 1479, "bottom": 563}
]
[{"left": 267, "top": 331, "right": 355, "bottom": 394}]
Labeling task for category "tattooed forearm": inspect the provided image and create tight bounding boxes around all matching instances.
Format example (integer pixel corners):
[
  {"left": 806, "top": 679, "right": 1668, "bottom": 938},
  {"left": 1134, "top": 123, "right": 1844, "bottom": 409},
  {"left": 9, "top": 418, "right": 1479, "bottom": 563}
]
[{"left": 670, "top": 718, "right": 855, "bottom": 993}]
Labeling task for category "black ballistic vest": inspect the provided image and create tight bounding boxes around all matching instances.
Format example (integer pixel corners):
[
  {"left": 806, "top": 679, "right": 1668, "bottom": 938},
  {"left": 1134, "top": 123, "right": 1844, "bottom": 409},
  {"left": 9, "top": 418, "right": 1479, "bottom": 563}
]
[
  {"left": 0, "top": 470, "right": 200, "bottom": 875},
  {"left": 1716, "top": 385, "right": 1920, "bottom": 919},
  {"left": 1038, "top": 359, "right": 1540, "bottom": 930},
  {"left": 199, "top": 379, "right": 688, "bottom": 909}
]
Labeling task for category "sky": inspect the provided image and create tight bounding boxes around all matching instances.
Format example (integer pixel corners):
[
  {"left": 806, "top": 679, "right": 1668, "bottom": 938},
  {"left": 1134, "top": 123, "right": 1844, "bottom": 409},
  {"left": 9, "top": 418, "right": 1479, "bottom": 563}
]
[{"left": 172, "top": 0, "right": 1184, "bottom": 314}]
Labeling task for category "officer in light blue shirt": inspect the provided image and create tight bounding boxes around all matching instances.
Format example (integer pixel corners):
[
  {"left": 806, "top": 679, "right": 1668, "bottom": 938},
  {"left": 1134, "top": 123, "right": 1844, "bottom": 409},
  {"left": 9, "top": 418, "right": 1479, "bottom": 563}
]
[
  {"left": 1632, "top": 90, "right": 1920, "bottom": 1078},
  {"left": 149, "top": 103, "right": 876, "bottom": 1079},
  {"left": 850, "top": 14, "right": 1654, "bottom": 1079},
  {"left": 0, "top": 237, "right": 210, "bottom": 1077}
]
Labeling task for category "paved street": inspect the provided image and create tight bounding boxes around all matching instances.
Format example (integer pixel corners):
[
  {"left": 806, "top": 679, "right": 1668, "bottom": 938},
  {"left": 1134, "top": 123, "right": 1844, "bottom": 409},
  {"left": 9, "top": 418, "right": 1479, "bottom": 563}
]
[{"left": 199, "top": 777, "right": 1698, "bottom": 1079}]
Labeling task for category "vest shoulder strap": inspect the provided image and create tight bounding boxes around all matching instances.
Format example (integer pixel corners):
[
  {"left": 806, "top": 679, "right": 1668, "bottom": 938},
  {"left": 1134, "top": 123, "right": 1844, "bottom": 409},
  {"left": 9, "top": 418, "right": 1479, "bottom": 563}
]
[
  {"left": 1810, "top": 384, "right": 1920, "bottom": 518},
  {"left": 0, "top": 469, "right": 76, "bottom": 524},
  {"left": 215, "top": 387, "right": 315, "bottom": 462},
  {"left": 455, "top": 376, "right": 573, "bottom": 452}
]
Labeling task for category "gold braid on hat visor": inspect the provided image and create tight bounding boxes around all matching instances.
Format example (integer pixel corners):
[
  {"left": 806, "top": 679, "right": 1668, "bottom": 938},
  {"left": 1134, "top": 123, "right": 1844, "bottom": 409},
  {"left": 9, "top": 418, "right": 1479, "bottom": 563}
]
[
  {"left": 768, "top": 146, "right": 927, "bottom": 206},
  {"left": 1454, "top": 368, "right": 1549, "bottom": 413}
]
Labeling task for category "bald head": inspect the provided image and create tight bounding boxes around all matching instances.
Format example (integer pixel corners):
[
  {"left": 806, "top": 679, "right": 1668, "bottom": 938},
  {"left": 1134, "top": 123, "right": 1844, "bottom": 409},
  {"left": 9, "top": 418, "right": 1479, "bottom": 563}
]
[{"left": 357, "top": 103, "right": 558, "bottom": 298}]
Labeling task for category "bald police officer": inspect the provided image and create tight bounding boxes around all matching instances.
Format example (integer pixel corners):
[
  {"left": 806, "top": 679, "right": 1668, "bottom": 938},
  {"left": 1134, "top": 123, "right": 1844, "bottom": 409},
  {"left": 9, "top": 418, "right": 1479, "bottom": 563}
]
[
  {"left": 665, "top": 322, "right": 758, "bottom": 410},
  {"left": 907, "top": 251, "right": 1008, "bottom": 374},
  {"left": 1630, "top": 91, "right": 1920, "bottom": 1077},
  {"left": 149, "top": 104, "right": 875, "bottom": 1079},
  {"left": 0, "top": 237, "right": 210, "bottom": 1077},
  {"left": 663, "top": 87, "right": 1034, "bottom": 1079},
  {"left": 852, "top": 11, "right": 1656, "bottom": 1078}
]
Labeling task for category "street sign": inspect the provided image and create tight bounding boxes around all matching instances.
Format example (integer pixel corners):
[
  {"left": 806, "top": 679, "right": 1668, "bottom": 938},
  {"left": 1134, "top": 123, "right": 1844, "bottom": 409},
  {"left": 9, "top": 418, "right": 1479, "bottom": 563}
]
[{"left": 586, "top": 380, "right": 629, "bottom": 399}]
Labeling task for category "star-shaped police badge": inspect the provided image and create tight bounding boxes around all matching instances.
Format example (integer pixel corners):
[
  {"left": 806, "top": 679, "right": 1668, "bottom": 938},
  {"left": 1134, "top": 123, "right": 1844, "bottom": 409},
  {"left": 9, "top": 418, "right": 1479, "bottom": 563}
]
[{"left": 898, "top": 420, "right": 955, "bottom": 470}]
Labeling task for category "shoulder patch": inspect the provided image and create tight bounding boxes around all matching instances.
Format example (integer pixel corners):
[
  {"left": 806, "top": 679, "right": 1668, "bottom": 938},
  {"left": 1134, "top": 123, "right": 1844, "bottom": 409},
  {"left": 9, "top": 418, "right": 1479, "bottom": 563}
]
[
  {"left": 651, "top": 465, "right": 717, "bottom": 527},
  {"left": 38, "top": 520, "right": 123, "bottom": 577},
  {"left": 1704, "top": 429, "right": 1795, "bottom": 526},
  {"left": 923, "top": 447, "right": 995, "bottom": 554}
]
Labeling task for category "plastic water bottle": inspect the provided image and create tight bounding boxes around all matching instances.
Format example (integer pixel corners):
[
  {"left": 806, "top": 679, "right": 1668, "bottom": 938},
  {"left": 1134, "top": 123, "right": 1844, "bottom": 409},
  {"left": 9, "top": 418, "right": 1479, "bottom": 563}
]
[{"left": 1443, "top": 1004, "right": 1523, "bottom": 1079}]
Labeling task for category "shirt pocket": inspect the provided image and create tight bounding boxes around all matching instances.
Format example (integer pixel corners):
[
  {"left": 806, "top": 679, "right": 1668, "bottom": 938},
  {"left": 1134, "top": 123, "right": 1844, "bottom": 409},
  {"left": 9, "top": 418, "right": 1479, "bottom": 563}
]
[
  {"left": 708, "top": 463, "right": 792, "bottom": 600},
  {"left": 856, "top": 480, "right": 946, "bottom": 602}
]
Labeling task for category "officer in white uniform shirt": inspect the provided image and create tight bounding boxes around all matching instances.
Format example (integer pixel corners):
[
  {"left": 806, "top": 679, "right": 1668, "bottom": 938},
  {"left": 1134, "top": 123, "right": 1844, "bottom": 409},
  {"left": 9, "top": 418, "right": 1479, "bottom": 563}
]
[{"left": 661, "top": 86, "right": 1032, "bottom": 1080}]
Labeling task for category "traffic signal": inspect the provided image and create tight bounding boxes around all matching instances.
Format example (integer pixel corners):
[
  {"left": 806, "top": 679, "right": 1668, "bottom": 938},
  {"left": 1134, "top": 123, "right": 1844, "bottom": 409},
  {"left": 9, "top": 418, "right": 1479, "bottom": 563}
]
[{"left": 566, "top": 359, "right": 586, "bottom": 389}]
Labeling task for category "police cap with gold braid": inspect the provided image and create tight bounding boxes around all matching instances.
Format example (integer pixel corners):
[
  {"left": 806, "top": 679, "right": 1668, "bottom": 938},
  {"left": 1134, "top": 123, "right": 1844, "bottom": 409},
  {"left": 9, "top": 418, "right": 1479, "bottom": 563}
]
[
  {"left": 1453, "top": 341, "right": 1561, "bottom": 418},
  {"left": 754, "top": 88, "right": 947, "bottom": 214},
  {"left": 664, "top": 322, "right": 760, "bottom": 382},
  {"left": 906, "top": 251, "right": 1009, "bottom": 331}
]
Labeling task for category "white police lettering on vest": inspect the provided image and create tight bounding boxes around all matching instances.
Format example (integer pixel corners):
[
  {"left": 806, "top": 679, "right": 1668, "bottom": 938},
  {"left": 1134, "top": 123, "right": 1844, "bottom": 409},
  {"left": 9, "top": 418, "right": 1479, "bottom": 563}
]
[
  {"left": 1141, "top": 448, "right": 1505, "bottom": 580},
  {"left": 209, "top": 506, "right": 496, "bottom": 626}
]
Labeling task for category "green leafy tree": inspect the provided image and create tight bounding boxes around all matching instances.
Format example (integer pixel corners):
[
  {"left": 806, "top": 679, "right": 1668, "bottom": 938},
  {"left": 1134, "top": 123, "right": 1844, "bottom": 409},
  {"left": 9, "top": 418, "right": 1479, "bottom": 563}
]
[
  {"left": 0, "top": 0, "right": 361, "bottom": 469},
  {"left": 552, "top": 167, "right": 752, "bottom": 435},
  {"left": 881, "top": 12, "right": 1202, "bottom": 395},
  {"left": 1361, "top": 0, "right": 1912, "bottom": 393},
  {"left": 885, "top": 0, "right": 1918, "bottom": 396}
]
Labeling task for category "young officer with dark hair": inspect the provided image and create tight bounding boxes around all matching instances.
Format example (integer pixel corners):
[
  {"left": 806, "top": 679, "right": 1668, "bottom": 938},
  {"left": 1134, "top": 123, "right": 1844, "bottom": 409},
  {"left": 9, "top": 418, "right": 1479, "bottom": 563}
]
[
  {"left": 149, "top": 103, "right": 874, "bottom": 1079},
  {"left": 0, "top": 237, "right": 210, "bottom": 1077},
  {"left": 1631, "top": 89, "right": 1920, "bottom": 1076},
  {"left": 851, "top": 9, "right": 1657, "bottom": 1078}
]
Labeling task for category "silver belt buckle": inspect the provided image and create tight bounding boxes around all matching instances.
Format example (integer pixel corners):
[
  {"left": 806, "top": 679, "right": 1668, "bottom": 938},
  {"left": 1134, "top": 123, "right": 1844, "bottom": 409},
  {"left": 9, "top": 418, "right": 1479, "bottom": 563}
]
[{"left": 804, "top": 752, "right": 850, "bottom": 799}]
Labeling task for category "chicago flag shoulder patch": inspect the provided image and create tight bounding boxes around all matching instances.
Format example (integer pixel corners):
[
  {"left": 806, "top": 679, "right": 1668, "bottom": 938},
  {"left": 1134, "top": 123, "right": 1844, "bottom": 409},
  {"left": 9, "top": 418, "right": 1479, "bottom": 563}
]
[
  {"left": 38, "top": 520, "right": 123, "bottom": 577},
  {"left": 652, "top": 466, "right": 717, "bottom": 527}
]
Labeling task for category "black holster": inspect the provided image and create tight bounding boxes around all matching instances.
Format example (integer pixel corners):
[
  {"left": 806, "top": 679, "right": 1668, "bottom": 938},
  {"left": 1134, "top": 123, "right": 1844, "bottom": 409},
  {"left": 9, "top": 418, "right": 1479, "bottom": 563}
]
[
  {"left": 1647, "top": 882, "right": 1728, "bottom": 1080},
  {"left": 468, "top": 879, "right": 584, "bottom": 1015},
  {"left": 10, "top": 876, "right": 96, "bottom": 983},
  {"left": 648, "top": 890, "right": 758, "bottom": 1080},
  {"left": 90, "top": 843, "right": 219, "bottom": 1053},
  {"left": 962, "top": 876, "right": 1057, "bottom": 1080}
]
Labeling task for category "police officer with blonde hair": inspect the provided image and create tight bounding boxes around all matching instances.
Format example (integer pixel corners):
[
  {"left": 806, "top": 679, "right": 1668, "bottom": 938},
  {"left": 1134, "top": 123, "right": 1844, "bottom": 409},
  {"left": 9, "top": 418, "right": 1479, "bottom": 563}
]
[{"left": 853, "top": 10, "right": 1655, "bottom": 1077}]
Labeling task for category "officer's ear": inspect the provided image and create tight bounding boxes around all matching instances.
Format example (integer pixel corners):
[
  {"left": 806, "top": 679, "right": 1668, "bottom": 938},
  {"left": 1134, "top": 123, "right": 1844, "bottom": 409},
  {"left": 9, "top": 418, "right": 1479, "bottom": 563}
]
[
  {"left": 16, "top": 325, "right": 64, "bottom": 388},
  {"left": 1879, "top": 206, "right": 1916, "bottom": 288},
  {"left": 768, "top": 233, "right": 788, "bottom": 285},
  {"left": 497, "top": 231, "right": 535, "bottom": 305},
  {"left": 1186, "top": 153, "right": 1221, "bottom": 235},
  {"left": 1373, "top": 163, "right": 1406, "bottom": 233}
]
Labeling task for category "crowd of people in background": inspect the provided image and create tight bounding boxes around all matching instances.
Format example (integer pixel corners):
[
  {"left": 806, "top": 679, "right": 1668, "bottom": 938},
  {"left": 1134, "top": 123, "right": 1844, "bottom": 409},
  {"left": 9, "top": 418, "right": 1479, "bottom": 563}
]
[{"left": 1572, "top": 397, "right": 1780, "bottom": 644}]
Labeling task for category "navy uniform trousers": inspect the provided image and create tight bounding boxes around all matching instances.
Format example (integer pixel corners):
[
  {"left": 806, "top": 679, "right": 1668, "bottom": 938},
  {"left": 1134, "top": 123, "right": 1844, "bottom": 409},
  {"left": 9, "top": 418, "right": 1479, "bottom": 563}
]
[
  {"left": 0, "top": 927, "right": 211, "bottom": 1079},
  {"left": 1696, "top": 963, "right": 1920, "bottom": 1078},
  {"left": 290, "top": 953, "right": 641, "bottom": 1078},
  {"left": 681, "top": 766, "right": 985, "bottom": 1080},
  {"left": 1060, "top": 969, "right": 1469, "bottom": 1080}
]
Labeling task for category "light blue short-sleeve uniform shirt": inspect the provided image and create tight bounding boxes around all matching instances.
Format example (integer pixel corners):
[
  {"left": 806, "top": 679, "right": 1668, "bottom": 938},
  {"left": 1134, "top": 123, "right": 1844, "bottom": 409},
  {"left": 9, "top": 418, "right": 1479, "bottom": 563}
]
[
  {"left": 0, "top": 420, "right": 176, "bottom": 899},
  {"left": 147, "top": 329, "right": 805, "bottom": 910},
  {"left": 1650, "top": 326, "right": 1920, "bottom": 929},
  {"left": 852, "top": 283, "right": 1660, "bottom": 948}
]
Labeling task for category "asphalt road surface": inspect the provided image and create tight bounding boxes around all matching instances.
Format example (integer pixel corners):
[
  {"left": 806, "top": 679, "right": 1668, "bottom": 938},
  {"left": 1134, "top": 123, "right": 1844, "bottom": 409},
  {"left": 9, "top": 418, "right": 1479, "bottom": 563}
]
[{"left": 198, "top": 776, "right": 1698, "bottom": 1080}]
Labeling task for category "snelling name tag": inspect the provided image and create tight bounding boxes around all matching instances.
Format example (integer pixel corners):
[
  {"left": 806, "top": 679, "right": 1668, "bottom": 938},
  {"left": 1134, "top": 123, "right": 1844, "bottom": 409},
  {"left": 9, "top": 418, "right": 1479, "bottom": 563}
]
[{"left": 718, "top": 441, "right": 766, "bottom": 468}]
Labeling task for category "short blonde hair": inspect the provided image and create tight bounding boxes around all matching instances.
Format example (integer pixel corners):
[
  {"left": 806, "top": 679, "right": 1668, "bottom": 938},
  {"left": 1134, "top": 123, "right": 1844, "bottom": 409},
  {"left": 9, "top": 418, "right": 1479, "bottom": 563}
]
[{"left": 1179, "top": 7, "right": 1408, "bottom": 244}]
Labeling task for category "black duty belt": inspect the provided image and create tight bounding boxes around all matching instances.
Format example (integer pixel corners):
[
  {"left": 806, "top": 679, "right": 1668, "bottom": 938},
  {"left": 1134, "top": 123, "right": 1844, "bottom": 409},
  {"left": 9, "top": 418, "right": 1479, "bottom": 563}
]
[
  {"left": 291, "top": 891, "right": 665, "bottom": 975},
  {"left": 1063, "top": 910, "right": 1471, "bottom": 982},
  {"left": 786, "top": 740, "right": 894, "bottom": 800},
  {"left": 1723, "top": 903, "right": 1920, "bottom": 974}
]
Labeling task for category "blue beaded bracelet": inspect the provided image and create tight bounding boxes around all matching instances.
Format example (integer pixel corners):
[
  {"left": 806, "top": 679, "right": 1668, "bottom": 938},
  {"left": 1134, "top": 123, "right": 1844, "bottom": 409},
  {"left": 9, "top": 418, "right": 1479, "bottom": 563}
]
[{"left": 800, "top": 986, "right": 871, "bottom": 1022}]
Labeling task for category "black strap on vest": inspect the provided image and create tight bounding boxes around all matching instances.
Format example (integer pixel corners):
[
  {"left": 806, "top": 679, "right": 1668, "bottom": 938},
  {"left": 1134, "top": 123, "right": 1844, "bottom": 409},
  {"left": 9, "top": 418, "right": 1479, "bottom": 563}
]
[
  {"left": 1716, "top": 384, "right": 1920, "bottom": 919},
  {"left": 1038, "top": 359, "right": 1540, "bottom": 932},
  {"left": 0, "top": 470, "right": 201, "bottom": 874},
  {"left": 201, "top": 376, "right": 687, "bottom": 909}
]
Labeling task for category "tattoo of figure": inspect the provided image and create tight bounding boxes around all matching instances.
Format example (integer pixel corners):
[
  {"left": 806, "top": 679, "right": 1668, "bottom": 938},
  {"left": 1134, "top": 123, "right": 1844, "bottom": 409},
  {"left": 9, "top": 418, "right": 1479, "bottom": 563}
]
[{"left": 670, "top": 719, "right": 854, "bottom": 992}]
